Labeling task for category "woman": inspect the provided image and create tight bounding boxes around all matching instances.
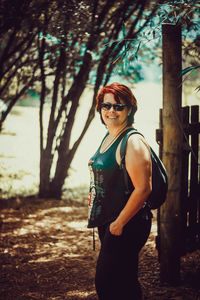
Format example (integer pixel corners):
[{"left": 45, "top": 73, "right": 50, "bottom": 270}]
[{"left": 88, "top": 82, "right": 152, "bottom": 300}]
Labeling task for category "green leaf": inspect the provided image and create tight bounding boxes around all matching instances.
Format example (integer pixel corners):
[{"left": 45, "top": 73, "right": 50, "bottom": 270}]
[
  {"left": 181, "top": 65, "right": 200, "bottom": 76},
  {"left": 122, "top": 23, "right": 127, "bottom": 38},
  {"left": 195, "top": 85, "right": 200, "bottom": 92}
]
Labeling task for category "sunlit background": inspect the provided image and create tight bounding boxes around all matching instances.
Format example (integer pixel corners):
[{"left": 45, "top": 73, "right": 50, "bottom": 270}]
[{"left": 0, "top": 80, "right": 199, "bottom": 198}]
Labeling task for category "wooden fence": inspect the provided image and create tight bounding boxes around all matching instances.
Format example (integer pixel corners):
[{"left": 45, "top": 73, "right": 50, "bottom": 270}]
[{"left": 156, "top": 105, "right": 200, "bottom": 256}]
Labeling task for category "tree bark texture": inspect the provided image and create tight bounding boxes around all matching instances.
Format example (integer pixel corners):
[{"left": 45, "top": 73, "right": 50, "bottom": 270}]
[{"left": 159, "top": 24, "right": 183, "bottom": 285}]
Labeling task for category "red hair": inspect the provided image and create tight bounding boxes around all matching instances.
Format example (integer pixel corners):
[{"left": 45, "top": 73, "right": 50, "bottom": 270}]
[{"left": 96, "top": 82, "right": 137, "bottom": 113}]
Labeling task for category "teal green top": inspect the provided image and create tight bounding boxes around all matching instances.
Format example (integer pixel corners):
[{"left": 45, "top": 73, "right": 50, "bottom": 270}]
[{"left": 88, "top": 128, "right": 133, "bottom": 228}]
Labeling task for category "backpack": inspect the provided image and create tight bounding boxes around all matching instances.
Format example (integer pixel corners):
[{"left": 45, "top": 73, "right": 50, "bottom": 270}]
[{"left": 120, "top": 129, "right": 168, "bottom": 210}]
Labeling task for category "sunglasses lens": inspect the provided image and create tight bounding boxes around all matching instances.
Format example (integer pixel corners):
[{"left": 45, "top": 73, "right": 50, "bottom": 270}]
[
  {"left": 101, "top": 102, "right": 126, "bottom": 111},
  {"left": 101, "top": 103, "right": 111, "bottom": 110},
  {"left": 114, "top": 104, "right": 126, "bottom": 111}
]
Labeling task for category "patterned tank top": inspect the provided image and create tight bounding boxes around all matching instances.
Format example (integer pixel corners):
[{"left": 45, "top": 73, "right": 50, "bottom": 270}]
[{"left": 88, "top": 128, "right": 133, "bottom": 228}]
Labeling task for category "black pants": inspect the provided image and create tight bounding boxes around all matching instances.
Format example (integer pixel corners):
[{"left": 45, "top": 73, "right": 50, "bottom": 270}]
[{"left": 95, "top": 210, "right": 152, "bottom": 300}]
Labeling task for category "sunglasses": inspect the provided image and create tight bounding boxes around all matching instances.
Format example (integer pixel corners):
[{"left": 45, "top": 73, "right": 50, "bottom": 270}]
[{"left": 101, "top": 102, "right": 127, "bottom": 111}]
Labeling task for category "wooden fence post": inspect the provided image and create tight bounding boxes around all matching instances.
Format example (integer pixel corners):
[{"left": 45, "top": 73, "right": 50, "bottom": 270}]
[
  {"left": 180, "top": 106, "right": 190, "bottom": 255},
  {"left": 159, "top": 24, "right": 182, "bottom": 284},
  {"left": 189, "top": 106, "right": 199, "bottom": 246}
]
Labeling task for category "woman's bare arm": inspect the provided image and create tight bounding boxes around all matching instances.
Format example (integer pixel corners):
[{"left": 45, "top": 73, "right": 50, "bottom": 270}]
[{"left": 110, "top": 134, "right": 152, "bottom": 235}]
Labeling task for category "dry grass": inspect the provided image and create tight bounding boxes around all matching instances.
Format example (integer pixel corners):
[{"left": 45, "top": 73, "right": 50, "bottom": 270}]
[{"left": 0, "top": 198, "right": 199, "bottom": 300}]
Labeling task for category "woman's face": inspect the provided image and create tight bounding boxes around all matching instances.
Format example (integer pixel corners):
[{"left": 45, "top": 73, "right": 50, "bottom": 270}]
[{"left": 101, "top": 93, "right": 130, "bottom": 128}]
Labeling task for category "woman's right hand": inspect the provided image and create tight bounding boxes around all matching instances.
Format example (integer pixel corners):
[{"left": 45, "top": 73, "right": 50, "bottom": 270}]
[{"left": 109, "top": 219, "right": 123, "bottom": 236}]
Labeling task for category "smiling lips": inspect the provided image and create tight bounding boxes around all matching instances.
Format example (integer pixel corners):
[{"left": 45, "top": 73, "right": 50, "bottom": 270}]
[{"left": 107, "top": 116, "right": 117, "bottom": 119}]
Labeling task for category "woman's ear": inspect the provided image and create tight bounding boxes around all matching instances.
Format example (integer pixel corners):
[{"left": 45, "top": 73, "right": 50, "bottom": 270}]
[{"left": 128, "top": 107, "right": 132, "bottom": 116}]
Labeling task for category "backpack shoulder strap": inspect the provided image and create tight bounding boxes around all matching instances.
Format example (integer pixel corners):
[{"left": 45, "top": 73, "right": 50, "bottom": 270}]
[
  {"left": 120, "top": 128, "right": 144, "bottom": 168},
  {"left": 119, "top": 128, "right": 145, "bottom": 195}
]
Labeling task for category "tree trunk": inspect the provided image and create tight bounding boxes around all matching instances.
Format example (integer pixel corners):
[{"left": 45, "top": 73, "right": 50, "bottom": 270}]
[
  {"left": 49, "top": 52, "right": 93, "bottom": 198},
  {"left": 159, "top": 23, "right": 182, "bottom": 285}
]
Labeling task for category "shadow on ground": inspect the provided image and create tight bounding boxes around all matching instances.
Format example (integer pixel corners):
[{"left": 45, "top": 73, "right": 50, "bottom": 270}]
[{"left": 0, "top": 198, "right": 199, "bottom": 300}]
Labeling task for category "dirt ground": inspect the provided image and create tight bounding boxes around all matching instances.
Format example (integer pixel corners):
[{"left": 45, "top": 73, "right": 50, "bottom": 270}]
[{"left": 0, "top": 197, "right": 199, "bottom": 300}]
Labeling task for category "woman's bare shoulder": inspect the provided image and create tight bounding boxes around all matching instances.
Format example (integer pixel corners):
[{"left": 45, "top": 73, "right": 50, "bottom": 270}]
[
  {"left": 116, "top": 132, "right": 150, "bottom": 165},
  {"left": 127, "top": 133, "right": 149, "bottom": 152}
]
